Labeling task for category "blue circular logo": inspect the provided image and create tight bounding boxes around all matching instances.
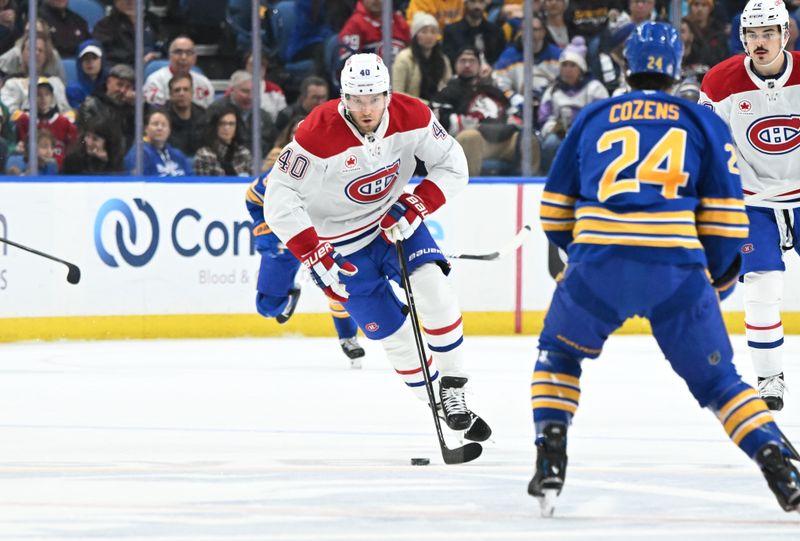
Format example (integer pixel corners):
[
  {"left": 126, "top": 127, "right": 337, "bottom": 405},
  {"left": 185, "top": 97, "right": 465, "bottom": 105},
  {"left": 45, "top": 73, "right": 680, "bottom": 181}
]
[{"left": 94, "top": 198, "right": 160, "bottom": 267}]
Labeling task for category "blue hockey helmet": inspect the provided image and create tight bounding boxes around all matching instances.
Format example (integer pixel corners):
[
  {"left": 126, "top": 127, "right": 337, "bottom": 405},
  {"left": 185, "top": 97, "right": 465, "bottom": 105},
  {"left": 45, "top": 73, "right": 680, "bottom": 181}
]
[{"left": 624, "top": 22, "right": 683, "bottom": 80}]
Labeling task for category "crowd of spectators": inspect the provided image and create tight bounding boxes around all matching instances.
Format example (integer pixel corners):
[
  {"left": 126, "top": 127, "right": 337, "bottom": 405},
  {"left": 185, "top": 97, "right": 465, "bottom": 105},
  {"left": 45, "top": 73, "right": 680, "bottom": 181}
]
[{"left": 0, "top": 0, "right": 798, "bottom": 177}]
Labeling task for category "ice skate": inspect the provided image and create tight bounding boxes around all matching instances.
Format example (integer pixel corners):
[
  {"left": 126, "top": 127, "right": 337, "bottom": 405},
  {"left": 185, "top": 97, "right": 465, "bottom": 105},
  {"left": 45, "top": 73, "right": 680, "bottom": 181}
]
[
  {"left": 756, "top": 443, "right": 800, "bottom": 512},
  {"left": 275, "top": 287, "right": 301, "bottom": 324},
  {"left": 439, "top": 376, "right": 471, "bottom": 430},
  {"left": 339, "top": 337, "right": 365, "bottom": 369},
  {"left": 432, "top": 402, "right": 492, "bottom": 442},
  {"left": 528, "top": 423, "right": 568, "bottom": 517},
  {"left": 758, "top": 373, "right": 785, "bottom": 411}
]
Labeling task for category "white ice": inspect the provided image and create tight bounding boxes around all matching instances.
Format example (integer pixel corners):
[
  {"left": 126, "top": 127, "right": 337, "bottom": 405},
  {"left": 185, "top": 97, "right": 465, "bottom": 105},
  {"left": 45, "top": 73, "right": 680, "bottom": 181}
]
[{"left": 0, "top": 334, "right": 798, "bottom": 540}]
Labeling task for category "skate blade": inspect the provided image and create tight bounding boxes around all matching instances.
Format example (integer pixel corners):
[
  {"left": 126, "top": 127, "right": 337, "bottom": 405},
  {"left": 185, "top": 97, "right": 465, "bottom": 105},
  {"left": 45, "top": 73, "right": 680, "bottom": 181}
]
[
  {"left": 536, "top": 489, "right": 559, "bottom": 518},
  {"left": 349, "top": 358, "right": 362, "bottom": 370}
]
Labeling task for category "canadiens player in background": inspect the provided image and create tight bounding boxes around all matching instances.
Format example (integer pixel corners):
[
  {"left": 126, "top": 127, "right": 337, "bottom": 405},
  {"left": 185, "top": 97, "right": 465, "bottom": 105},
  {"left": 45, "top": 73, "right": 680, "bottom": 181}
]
[
  {"left": 263, "top": 53, "right": 491, "bottom": 444},
  {"left": 531, "top": 22, "right": 800, "bottom": 516},
  {"left": 700, "top": 0, "right": 800, "bottom": 411}
]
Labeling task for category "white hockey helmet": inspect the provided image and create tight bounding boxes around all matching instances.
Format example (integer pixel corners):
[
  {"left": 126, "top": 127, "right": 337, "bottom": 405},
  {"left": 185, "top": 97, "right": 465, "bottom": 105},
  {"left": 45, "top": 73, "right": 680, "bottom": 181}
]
[
  {"left": 739, "top": 0, "right": 791, "bottom": 51},
  {"left": 340, "top": 53, "right": 391, "bottom": 97}
]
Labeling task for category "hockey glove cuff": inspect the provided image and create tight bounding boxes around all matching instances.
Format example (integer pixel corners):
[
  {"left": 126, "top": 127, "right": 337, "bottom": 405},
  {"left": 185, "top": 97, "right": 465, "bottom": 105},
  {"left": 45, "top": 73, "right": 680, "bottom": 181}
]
[
  {"left": 298, "top": 241, "right": 358, "bottom": 302},
  {"left": 711, "top": 254, "right": 742, "bottom": 302}
]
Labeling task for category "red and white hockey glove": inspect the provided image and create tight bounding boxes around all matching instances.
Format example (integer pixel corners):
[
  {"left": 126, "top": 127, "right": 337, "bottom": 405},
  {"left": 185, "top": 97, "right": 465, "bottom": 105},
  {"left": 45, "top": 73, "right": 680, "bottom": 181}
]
[
  {"left": 298, "top": 241, "right": 358, "bottom": 302},
  {"left": 380, "top": 192, "right": 430, "bottom": 243}
]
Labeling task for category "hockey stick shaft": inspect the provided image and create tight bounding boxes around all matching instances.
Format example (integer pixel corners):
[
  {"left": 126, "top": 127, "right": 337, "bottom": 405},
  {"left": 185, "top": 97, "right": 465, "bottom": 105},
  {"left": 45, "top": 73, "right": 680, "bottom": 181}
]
[
  {"left": 0, "top": 237, "right": 81, "bottom": 284},
  {"left": 447, "top": 225, "right": 532, "bottom": 261},
  {"left": 395, "top": 240, "right": 482, "bottom": 464}
]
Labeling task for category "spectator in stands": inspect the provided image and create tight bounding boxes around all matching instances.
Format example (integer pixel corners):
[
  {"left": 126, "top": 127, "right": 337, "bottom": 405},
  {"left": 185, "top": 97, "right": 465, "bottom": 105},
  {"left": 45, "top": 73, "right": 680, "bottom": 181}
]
[
  {"left": 675, "top": 76, "right": 701, "bottom": 103},
  {"left": 62, "top": 117, "right": 125, "bottom": 174},
  {"left": 495, "top": 15, "right": 562, "bottom": 120},
  {"left": 143, "top": 36, "right": 214, "bottom": 109},
  {"left": 243, "top": 51, "right": 287, "bottom": 123},
  {"left": 287, "top": 0, "right": 355, "bottom": 77},
  {"left": 193, "top": 106, "right": 252, "bottom": 177},
  {"left": 0, "top": 34, "right": 71, "bottom": 117},
  {"left": 542, "top": 0, "right": 572, "bottom": 48},
  {"left": 67, "top": 39, "right": 106, "bottom": 109},
  {"left": 567, "top": 0, "right": 624, "bottom": 41},
  {"left": 0, "top": 0, "right": 20, "bottom": 56},
  {"left": 40, "top": 0, "right": 91, "bottom": 57},
  {"left": 538, "top": 37, "right": 609, "bottom": 173},
  {"left": 207, "top": 70, "right": 277, "bottom": 158},
  {"left": 13, "top": 77, "right": 77, "bottom": 170},
  {"left": 339, "top": 0, "right": 410, "bottom": 60},
  {"left": 406, "top": 0, "right": 463, "bottom": 29},
  {"left": 0, "top": 106, "right": 9, "bottom": 171},
  {"left": 686, "top": 0, "right": 728, "bottom": 67},
  {"left": 163, "top": 73, "right": 207, "bottom": 157},
  {"left": 680, "top": 17, "right": 714, "bottom": 76},
  {"left": 93, "top": 0, "right": 161, "bottom": 67},
  {"left": 431, "top": 45, "right": 540, "bottom": 176},
  {"left": 78, "top": 63, "right": 135, "bottom": 152},
  {"left": 261, "top": 114, "right": 305, "bottom": 173},
  {"left": 442, "top": 0, "right": 506, "bottom": 67},
  {"left": 124, "top": 108, "right": 191, "bottom": 176},
  {"left": 274, "top": 75, "right": 328, "bottom": 136},
  {"left": 5, "top": 129, "right": 58, "bottom": 175},
  {"left": 0, "top": 25, "right": 66, "bottom": 81},
  {"left": 392, "top": 12, "right": 452, "bottom": 104}
]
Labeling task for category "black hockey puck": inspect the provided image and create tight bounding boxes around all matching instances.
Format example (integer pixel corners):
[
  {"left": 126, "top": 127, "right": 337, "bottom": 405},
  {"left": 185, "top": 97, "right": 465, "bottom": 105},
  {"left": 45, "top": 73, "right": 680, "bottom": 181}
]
[{"left": 410, "top": 457, "right": 430, "bottom": 466}]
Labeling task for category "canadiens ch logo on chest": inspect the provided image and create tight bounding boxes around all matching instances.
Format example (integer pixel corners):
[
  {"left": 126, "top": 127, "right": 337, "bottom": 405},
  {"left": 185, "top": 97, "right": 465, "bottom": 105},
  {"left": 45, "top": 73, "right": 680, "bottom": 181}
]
[
  {"left": 345, "top": 159, "right": 401, "bottom": 204},
  {"left": 747, "top": 115, "right": 800, "bottom": 155}
]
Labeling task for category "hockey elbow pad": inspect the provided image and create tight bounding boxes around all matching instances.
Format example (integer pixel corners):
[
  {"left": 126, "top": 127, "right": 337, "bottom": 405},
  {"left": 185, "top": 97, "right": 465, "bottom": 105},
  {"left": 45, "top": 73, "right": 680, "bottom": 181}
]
[{"left": 712, "top": 254, "right": 742, "bottom": 301}]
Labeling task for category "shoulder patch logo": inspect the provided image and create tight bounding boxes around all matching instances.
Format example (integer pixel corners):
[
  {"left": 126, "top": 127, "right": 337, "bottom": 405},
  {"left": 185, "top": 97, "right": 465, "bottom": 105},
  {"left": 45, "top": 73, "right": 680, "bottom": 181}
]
[
  {"left": 345, "top": 155, "right": 358, "bottom": 168},
  {"left": 345, "top": 159, "right": 401, "bottom": 204},
  {"left": 738, "top": 100, "right": 752, "bottom": 113},
  {"left": 747, "top": 115, "right": 800, "bottom": 154}
]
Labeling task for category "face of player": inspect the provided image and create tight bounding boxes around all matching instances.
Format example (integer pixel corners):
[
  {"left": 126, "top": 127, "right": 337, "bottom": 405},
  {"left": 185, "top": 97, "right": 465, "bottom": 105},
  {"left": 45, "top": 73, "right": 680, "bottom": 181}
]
[
  {"left": 145, "top": 112, "right": 171, "bottom": 148},
  {"left": 345, "top": 93, "right": 387, "bottom": 134},
  {"left": 744, "top": 24, "right": 785, "bottom": 71}
]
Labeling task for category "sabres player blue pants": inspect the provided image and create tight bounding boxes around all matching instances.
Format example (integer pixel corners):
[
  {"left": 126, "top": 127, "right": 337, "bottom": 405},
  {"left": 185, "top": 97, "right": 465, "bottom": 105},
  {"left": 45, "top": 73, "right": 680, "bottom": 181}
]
[
  {"left": 256, "top": 248, "right": 359, "bottom": 338},
  {"left": 533, "top": 258, "right": 783, "bottom": 459}
]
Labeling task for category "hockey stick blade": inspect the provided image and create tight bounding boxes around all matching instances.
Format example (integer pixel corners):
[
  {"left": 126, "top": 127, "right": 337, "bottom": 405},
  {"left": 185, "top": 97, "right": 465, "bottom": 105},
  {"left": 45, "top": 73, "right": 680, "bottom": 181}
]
[
  {"left": 396, "top": 240, "right": 483, "bottom": 465},
  {"left": 0, "top": 237, "right": 81, "bottom": 284},
  {"left": 442, "top": 441, "right": 483, "bottom": 464},
  {"left": 448, "top": 225, "right": 532, "bottom": 261}
]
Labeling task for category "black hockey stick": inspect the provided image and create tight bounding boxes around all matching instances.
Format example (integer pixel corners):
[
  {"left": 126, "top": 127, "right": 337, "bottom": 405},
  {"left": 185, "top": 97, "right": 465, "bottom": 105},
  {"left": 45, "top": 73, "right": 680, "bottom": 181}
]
[
  {"left": 0, "top": 237, "right": 81, "bottom": 284},
  {"left": 396, "top": 239, "right": 482, "bottom": 464},
  {"left": 447, "top": 225, "right": 532, "bottom": 261}
]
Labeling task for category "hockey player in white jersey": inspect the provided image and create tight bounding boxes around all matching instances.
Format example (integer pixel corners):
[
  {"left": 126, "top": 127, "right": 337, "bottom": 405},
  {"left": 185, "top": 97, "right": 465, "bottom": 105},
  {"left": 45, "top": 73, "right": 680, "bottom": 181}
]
[
  {"left": 264, "top": 53, "right": 491, "bottom": 443},
  {"left": 700, "top": 0, "right": 800, "bottom": 410}
]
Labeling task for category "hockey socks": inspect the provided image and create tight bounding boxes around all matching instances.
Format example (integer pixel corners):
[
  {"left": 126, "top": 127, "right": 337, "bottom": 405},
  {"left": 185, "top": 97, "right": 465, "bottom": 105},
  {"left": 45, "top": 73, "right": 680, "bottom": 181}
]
[{"left": 531, "top": 350, "right": 582, "bottom": 433}]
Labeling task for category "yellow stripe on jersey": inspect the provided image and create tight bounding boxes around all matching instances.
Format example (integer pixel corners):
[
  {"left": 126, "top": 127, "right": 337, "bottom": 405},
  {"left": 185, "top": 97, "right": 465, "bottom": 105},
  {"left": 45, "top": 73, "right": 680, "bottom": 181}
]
[
  {"left": 253, "top": 223, "right": 271, "bottom": 236},
  {"left": 576, "top": 206, "right": 696, "bottom": 222},
  {"left": 574, "top": 219, "right": 698, "bottom": 237},
  {"left": 696, "top": 210, "right": 749, "bottom": 225},
  {"left": 696, "top": 225, "right": 749, "bottom": 238},
  {"left": 541, "top": 221, "right": 576, "bottom": 232},
  {"left": 541, "top": 191, "right": 577, "bottom": 206},
  {"left": 700, "top": 197, "right": 746, "bottom": 210},
  {"left": 540, "top": 205, "right": 575, "bottom": 219},
  {"left": 247, "top": 186, "right": 263, "bottom": 206},
  {"left": 328, "top": 300, "right": 351, "bottom": 318},
  {"left": 722, "top": 396, "right": 770, "bottom": 435},
  {"left": 573, "top": 234, "right": 703, "bottom": 249}
]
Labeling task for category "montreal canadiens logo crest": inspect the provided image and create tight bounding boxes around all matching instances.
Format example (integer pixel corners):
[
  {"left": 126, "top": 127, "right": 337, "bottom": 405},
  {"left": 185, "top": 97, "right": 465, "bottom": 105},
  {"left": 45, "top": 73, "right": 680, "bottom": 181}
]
[
  {"left": 747, "top": 115, "right": 800, "bottom": 154},
  {"left": 345, "top": 159, "right": 401, "bottom": 203}
]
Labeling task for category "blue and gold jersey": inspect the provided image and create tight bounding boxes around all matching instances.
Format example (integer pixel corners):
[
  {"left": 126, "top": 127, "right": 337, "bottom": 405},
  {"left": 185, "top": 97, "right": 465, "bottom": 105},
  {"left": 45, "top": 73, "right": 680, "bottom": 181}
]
[
  {"left": 540, "top": 89, "right": 748, "bottom": 281},
  {"left": 246, "top": 171, "right": 276, "bottom": 252}
]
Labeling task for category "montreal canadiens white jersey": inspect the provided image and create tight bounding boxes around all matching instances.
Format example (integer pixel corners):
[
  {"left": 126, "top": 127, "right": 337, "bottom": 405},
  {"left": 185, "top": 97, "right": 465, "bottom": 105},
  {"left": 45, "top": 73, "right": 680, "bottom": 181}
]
[
  {"left": 699, "top": 51, "right": 800, "bottom": 197},
  {"left": 264, "top": 93, "right": 468, "bottom": 255}
]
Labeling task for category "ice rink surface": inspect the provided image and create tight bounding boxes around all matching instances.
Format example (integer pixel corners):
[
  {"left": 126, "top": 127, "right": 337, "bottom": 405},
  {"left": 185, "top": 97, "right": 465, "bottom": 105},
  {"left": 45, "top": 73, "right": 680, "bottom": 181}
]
[{"left": 0, "top": 334, "right": 798, "bottom": 540}]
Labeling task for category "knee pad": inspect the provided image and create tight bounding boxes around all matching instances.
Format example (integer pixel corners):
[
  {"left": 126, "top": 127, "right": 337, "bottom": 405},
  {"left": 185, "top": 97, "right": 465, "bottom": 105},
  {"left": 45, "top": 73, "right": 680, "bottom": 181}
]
[{"left": 255, "top": 292, "right": 288, "bottom": 318}]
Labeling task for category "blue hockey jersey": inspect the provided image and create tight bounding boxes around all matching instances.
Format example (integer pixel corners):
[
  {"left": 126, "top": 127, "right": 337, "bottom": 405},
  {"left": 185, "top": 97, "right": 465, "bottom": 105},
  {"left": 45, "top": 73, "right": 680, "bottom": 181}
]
[{"left": 539, "top": 89, "right": 748, "bottom": 282}]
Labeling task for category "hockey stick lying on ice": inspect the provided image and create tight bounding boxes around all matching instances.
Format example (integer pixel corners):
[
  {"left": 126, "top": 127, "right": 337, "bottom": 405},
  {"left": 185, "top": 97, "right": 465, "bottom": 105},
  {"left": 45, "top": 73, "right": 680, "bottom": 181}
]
[
  {"left": 396, "top": 239, "right": 482, "bottom": 465},
  {"left": 447, "top": 225, "right": 532, "bottom": 261},
  {"left": 0, "top": 237, "right": 81, "bottom": 284},
  {"left": 744, "top": 182, "right": 800, "bottom": 208}
]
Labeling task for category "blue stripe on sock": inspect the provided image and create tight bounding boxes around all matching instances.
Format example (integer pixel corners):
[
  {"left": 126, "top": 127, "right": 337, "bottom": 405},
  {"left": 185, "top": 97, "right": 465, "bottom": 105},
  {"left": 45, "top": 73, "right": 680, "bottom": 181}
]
[
  {"left": 747, "top": 338, "right": 784, "bottom": 349},
  {"left": 428, "top": 336, "right": 463, "bottom": 353},
  {"left": 406, "top": 370, "right": 439, "bottom": 387}
]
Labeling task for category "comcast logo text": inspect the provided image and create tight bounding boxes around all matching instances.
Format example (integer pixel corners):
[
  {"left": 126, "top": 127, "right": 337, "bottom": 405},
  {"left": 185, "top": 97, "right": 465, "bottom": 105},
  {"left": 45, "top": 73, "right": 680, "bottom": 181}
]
[{"left": 94, "top": 198, "right": 160, "bottom": 267}]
